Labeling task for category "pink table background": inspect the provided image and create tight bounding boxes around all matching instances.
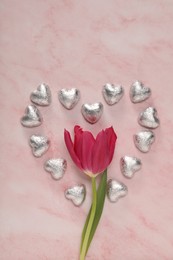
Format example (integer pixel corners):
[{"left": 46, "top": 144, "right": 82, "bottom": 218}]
[{"left": 0, "top": 1, "right": 173, "bottom": 259}]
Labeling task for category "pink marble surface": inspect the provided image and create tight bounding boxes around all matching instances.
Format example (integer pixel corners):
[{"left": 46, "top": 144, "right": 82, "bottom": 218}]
[{"left": 0, "top": 0, "right": 173, "bottom": 259}]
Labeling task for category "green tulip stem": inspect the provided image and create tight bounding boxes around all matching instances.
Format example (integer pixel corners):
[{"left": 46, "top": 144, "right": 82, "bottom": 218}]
[{"left": 80, "top": 177, "right": 97, "bottom": 260}]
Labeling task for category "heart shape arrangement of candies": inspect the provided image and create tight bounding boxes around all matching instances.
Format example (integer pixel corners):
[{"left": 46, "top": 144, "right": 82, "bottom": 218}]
[{"left": 20, "top": 81, "right": 160, "bottom": 205}]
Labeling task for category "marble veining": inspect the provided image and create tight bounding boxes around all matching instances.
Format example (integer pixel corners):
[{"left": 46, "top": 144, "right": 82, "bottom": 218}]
[{"left": 0, "top": 0, "right": 173, "bottom": 259}]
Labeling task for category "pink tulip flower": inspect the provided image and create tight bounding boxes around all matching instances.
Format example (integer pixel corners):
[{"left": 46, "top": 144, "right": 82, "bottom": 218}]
[{"left": 64, "top": 125, "right": 117, "bottom": 177}]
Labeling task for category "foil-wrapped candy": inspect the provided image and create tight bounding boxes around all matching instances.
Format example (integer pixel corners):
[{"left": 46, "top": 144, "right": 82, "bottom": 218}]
[
  {"left": 120, "top": 156, "right": 142, "bottom": 178},
  {"left": 58, "top": 88, "right": 80, "bottom": 110},
  {"left": 138, "top": 107, "right": 160, "bottom": 129},
  {"left": 65, "top": 184, "right": 86, "bottom": 206},
  {"left": 44, "top": 158, "right": 67, "bottom": 180},
  {"left": 130, "top": 81, "right": 151, "bottom": 103},
  {"left": 107, "top": 179, "right": 128, "bottom": 203},
  {"left": 29, "top": 135, "right": 50, "bottom": 157},
  {"left": 102, "top": 83, "right": 124, "bottom": 105},
  {"left": 21, "top": 104, "right": 42, "bottom": 127},
  {"left": 134, "top": 130, "right": 155, "bottom": 153},
  {"left": 81, "top": 102, "right": 103, "bottom": 124},
  {"left": 30, "top": 83, "right": 51, "bottom": 106}
]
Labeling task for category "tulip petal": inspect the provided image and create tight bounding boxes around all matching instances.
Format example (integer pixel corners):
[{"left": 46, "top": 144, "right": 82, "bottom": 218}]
[
  {"left": 105, "top": 127, "right": 117, "bottom": 163},
  {"left": 80, "top": 131, "right": 95, "bottom": 172},
  {"left": 74, "top": 125, "right": 83, "bottom": 136},
  {"left": 64, "top": 129, "right": 83, "bottom": 170},
  {"left": 65, "top": 126, "right": 117, "bottom": 176},
  {"left": 92, "top": 130, "right": 109, "bottom": 174},
  {"left": 74, "top": 126, "right": 83, "bottom": 161}
]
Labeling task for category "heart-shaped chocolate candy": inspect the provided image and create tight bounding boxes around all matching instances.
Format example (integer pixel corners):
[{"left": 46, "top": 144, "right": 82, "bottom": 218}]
[
  {"left": 30, "top": 83, "right": 51, "bottom": 106},
  {"left": 65, "top": 184, "right": 86, "bottom": 206},
  {"left": 81, "top": 102, "right": 103, "bottom": 124},
  {"left": 107, "top": 179, "right": 128, "bottom": 203},
  {"left": 58, "top": 88, "right": 80, "bottom": 110},
  {"left": 138, "top": 107, "right": 160, "bottom": 129},
  {"left": 120, "top": 156, "right": 142, "bottom": 178},
  {"left": 130, "top": 81, "right": 151, "bottom": 103},
  {"left": 29, "top": 135, "right": 50, "bottom": 157},
  {"left": 134, "top": 130, "right": 155, "bottom": 153},
  {"left": 44, "top": 158, "right": 67, "bottom": 180},
  {"left": 102, "top": 83, "right": 124, "bottom": 105},
  {"left": 21, "top": 105, "right": 42, "bottom": 127}
]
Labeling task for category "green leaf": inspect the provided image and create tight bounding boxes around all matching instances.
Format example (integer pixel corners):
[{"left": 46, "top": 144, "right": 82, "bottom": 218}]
[
  {"left": 80, "top": 169, "right": 107, "bottom": 256},
  {"left": 86, "top": 169, "right": 107, "bottom": 253},
  {"left": 80, "top": 201, "right": 91, "bottom": 252}
]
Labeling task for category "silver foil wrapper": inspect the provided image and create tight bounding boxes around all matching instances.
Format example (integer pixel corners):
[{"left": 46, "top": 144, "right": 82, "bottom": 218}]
[
  {"left": 29, "top": 135, "right": 50, "bottom": 157},
  {"left": 138, "top": 107, "right": 160, "bottom": 129},
  {"left": 134, "top": 130, "right": 155, "bottom": 153},
  {"left": 107, "top": 179, "right": 128, "bottom": 203},
  {"left": 44, "top": 158, "right": 67, "bottom": 180},
  {"left": 21, "top": 104, "right": 42, "bottom": 127},
  {"left": 102, "top": 83, "right": 124, "bottom": 105},
  {"left": 58, "top": 88, "right": 80, "bottom": 110},
  {"left": 30, "top": 83, "right": 51, "bottom": 106},
  {"left": 65, "top": 184, "right": 86, "bottom": 206},
  {"left": 81, "top": 102, "right": 103, "bottom": 124},
  {"left": 130, "top": 81, "right": 151, "bottom": 103},
  {"left": 120, "top": 156, "right": 142, "bottom": 178}
]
